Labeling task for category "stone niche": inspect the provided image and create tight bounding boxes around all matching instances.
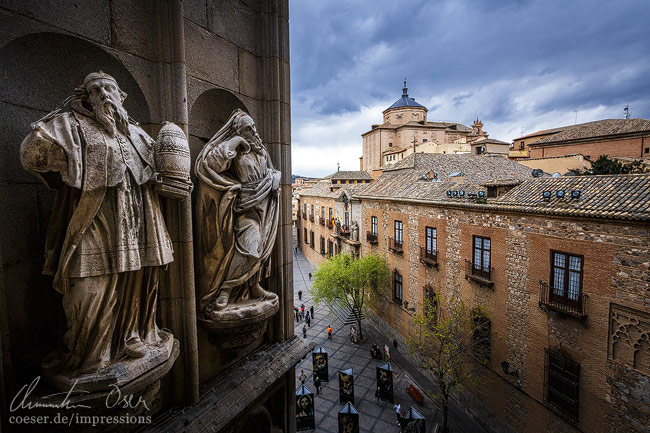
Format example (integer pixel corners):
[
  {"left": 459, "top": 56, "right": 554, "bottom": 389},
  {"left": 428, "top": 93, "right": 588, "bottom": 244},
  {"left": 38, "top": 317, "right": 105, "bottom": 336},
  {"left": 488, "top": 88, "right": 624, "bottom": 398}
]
[{"left": 608, "top": 303, "right": 650, "bottom": 375}]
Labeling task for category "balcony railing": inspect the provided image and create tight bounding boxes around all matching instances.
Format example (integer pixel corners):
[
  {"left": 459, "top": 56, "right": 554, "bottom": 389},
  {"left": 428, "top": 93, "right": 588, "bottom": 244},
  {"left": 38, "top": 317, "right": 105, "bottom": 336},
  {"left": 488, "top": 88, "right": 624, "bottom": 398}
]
[
  {"left": 309, "top": 214, "right": 314, "bottom": 222},
  {"left": 539, "top": 281, "right": 587, "bottom": 320},
  {"left": 302, "top": 212, "right": 307, "bottom": 219},
  {"left": 339, "top": 225, "right": 350, "bottom": 238},
  {"left": 419, "top": 247, "right": 438, "bottom": 267},
  {"left": 388, "top": 237, "right": 403, "bottom": 254},
  {"left": 319, "top": 217, "right": 326, "bottom": 226},
  {"left": 464, "top": 260, "right": 494, "bottom": 287},
  {"left": 366, "top": 231, "right": 378, "bottom": 244}
]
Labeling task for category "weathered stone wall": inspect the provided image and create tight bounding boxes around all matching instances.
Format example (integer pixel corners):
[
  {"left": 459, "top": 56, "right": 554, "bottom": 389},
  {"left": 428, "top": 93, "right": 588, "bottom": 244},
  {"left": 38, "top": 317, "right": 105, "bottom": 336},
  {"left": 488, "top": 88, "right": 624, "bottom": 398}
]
[
  {"left": 0, "top": 1, "right": 295, "bottom": 432},
  {"left": 360, "top": 198, "right": 650, "bottom": 433}
]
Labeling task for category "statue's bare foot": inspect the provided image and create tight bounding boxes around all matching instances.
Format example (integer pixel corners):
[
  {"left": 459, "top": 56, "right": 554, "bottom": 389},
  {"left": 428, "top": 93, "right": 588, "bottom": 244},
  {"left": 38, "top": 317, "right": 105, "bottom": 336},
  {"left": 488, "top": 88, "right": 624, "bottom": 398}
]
[
  {"left": 214, "top": 293, "right": 229, "bottom": 310},
  {"left": 125, "top": 337, "right": 147, "bottom": 359},
  {"left": 250, "top": 284, "right": 275, "bottom": 300}
]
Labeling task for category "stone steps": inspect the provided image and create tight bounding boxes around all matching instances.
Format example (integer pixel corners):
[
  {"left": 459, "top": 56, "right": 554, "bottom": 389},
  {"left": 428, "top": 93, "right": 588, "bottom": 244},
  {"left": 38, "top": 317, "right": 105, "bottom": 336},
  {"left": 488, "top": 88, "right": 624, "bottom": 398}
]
[{"left": 328, "top": 300, "right": 365, "bottom": 325}]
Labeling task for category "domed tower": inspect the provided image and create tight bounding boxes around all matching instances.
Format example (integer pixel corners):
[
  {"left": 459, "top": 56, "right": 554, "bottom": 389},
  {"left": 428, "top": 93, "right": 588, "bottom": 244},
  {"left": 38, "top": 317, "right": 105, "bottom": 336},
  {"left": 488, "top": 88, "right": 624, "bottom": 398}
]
[{"left": 382, "top": 79, "right": 428, "bottom": 125}]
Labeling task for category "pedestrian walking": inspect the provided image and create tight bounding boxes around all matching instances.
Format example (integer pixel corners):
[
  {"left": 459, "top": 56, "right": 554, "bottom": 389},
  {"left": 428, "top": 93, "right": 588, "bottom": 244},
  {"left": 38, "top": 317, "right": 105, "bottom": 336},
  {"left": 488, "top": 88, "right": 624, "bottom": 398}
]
[
  {"left": 327, "top": 324, "right": 332, "bottom": 339},
  {"left": 294, "top": 245, "right": 297, "bottom": 254},
  {"left": 306, "top": 313, "right": 311, "bottom": 327},
  {"left": 302, "top": 324, "right": 307, "bottom": 339},
  {"left": 308, "top": 272, "right": 312, "bottom": 281},
  {"left": 298, "top": 290, "right": 302, "bottom": 300},
  {"left": 300, "top": 304, "right": 305, "bottom": 320},
  {"left": 394, "top": 403, "right": 401, "bottom": 424},
  {"left": 375, "top": 386, "right": 382, "bottom": 406},
  {"left": 294, "top": 307, "right": 299, "bottom": 322},
  {"left": 314, "top": 377, "right": 322, "bottom": 395},
  {"left": 309, "top": 305, "right": 314, "bottom": 318},
  {"left": 298, "top": 369, "right": 307, "bottom": 385}
]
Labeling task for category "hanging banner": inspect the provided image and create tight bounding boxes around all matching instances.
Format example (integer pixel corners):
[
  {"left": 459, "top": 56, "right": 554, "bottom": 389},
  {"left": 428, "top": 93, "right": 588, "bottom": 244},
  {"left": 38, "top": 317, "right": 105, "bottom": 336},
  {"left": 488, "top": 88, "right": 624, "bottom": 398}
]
[
  {"left": 376, "top": 362, "right": 394, "bottom": 403},
  {"left": 312, "top": 346, "right": 329, "bottom": 382},
  {"left": 338, "top": 401, "right": 360, "bottom": 433},
  {"left": 338, "top": 367, "right": 354, "bottom": 404},
  {"left": 296, "top": 384, "right": 315, "bottom": 431}
]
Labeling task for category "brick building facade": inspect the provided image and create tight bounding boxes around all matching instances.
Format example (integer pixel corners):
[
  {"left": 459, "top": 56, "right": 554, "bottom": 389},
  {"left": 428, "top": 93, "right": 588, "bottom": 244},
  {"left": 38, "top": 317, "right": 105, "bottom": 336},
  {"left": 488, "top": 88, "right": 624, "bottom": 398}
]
[
  {"left": 296, "top": 171, "right": 371, "bottom": 266},
  {"left": 355, "top": 160, "right": 650, "bottom": 433},
  {"left": 512, "top": 119, "right": 650, "bottom": 161}
]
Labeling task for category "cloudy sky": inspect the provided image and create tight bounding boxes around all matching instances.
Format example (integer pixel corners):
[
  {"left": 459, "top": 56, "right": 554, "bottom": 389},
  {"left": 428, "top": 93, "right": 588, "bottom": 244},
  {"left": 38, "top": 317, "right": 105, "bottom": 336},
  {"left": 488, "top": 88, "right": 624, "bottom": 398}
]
[{"left": 288, "top": 0, "right": 650, "bottom": 178}]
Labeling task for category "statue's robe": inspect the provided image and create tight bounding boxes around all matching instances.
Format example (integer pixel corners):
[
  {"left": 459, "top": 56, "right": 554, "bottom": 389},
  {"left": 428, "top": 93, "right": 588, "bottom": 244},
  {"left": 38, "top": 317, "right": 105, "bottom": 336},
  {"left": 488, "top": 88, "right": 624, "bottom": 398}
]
[
  {"left": 20, "top": 108, "right": 173, "bottom": 372},
  {"left": 195, "top": 137, "right": 279, "bottom": 315}
]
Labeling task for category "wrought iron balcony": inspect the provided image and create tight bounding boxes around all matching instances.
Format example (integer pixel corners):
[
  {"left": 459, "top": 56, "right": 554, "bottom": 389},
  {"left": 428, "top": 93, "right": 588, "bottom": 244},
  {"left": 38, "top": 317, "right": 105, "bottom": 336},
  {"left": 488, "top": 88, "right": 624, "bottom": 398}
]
[
  {"left": 366, "top": 231, "right": 378, "bottom": 244},
  {"left": 319, "top": 218, "right": 326, "bottom": 226},
  {"left": 419, "top": 247, "right": 438, "bottom": 267},
  {"left": 339, "top": 225, "right": 350, "bottom": 238},
  {"left": 309, "top": 214, "right": 314, "bottom": 222},
  {"left": 388, "top": 237, "right": 403, "bottom": 254},
  {"left": 539, "top": 281, "right": 587, "bottom": 320},
  {"left": 302, "top": 212, "right": 307, "bottom": 219},
  {"left": 464, "top": 259, "right": 494, "bottom": 287}
]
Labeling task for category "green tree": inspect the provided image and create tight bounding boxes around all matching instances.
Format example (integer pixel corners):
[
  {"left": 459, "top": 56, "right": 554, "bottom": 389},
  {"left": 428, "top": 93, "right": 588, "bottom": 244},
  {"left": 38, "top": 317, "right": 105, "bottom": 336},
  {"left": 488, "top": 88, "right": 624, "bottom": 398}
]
[
  {"left": 311, "top": 253, "right": 389, "bottom": 341},
  {"left": 407, "top": 296, "right": 491, "bottom": 433},
  {"left": 570, "top": 155, "right": 649, "bottom": 175}
]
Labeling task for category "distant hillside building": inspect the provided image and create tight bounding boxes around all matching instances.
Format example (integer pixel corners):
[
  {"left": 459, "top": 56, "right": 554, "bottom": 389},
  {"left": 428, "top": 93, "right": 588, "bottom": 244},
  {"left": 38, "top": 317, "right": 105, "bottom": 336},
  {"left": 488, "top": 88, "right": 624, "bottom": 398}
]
[
  {"left": 360, "top": 82, "right": 489, "bottom": 173},
  {"left": 510, "top": 119, "right": 650, "bottom": 161}
]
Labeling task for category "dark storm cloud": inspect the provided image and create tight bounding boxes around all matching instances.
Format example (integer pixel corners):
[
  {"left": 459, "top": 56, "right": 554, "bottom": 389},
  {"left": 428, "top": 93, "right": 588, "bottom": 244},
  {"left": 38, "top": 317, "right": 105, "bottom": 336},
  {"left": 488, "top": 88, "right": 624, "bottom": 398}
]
[{"left": 290, "top": 0, "right": 650, "bottom": 176}]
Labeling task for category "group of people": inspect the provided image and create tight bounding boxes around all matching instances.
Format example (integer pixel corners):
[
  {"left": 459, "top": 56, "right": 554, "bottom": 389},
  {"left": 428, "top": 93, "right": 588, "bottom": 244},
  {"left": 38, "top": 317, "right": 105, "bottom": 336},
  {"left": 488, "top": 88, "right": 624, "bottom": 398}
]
[{"left": 370, "top": 343, "right": 382, "bottom": 360}]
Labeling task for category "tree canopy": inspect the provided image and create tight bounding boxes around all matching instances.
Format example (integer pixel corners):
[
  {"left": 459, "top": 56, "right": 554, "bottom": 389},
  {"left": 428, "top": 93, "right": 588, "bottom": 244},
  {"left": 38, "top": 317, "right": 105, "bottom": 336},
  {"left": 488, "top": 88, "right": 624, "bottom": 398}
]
[
  {"left": 310, "top": 253, "right": 389, "bottom": 340},
  {"left": 570, "top": 155, "right": 649, "bottom": 175},
  {"left": 407, "top": 295, "right": 491, "bottom": 433}
]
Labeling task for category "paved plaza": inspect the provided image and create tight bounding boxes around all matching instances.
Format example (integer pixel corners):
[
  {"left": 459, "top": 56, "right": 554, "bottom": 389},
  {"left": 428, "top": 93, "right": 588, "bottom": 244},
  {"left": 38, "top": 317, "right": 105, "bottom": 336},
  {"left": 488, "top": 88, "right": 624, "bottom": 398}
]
[{"left": 292, "top": 246, "right": 487, "bottom": 433}]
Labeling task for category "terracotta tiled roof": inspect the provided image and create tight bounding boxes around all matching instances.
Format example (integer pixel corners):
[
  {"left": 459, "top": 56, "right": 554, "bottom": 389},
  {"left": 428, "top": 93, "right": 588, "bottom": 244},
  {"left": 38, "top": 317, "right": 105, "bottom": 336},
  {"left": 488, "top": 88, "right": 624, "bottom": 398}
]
[
  {"left": 512, "top": 127, "right": 566, "bottom": 141},
  {"left": 493, "top": 174, "right": 650, "bottom": 220},
  {"left": 356, "top": 154, "right": 534, "bottom": 201},
  {"left": 299, "top": 179, "right": 369, "bottom": 199},
  {"left": 530, "top": 119, "right": 650, "bottom": 145},
  {"left": 323, "top": 170, "right": 373, "bottom": 180}
]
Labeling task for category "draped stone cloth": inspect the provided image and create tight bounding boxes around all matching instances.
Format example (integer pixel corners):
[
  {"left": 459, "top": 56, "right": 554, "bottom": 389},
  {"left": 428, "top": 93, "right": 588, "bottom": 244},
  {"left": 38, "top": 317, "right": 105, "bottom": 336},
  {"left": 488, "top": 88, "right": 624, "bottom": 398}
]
[
  {"left": 20, "top": 108, "right": 173, "bottom": 373},
  {"left": 194, "top": 112, "right": 280, "bottom": 314}
]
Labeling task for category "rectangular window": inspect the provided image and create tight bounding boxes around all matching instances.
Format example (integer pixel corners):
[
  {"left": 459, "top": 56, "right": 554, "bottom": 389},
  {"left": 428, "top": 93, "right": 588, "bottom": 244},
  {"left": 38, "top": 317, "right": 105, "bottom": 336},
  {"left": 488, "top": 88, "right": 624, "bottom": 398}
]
[
  {"left": 304, "top": 228, "right": 308, "bottom": 244},
  {"left": 545, "top": 349, "right": 580, "bottom": 422},
  {"left": 473, "top": 236, "right": 490, "bottom": 271},
  {"left": 472, "top": 309, "right": 491, "bottom": 362},
  {"left": 320, "top": 236, "right": 325, "bottom": 255},
  {"left": 303, "top": 203, "right": 307, "bottom": 215},
  {"left": 520, "top": 141, "right": 525, "bottom": 150},
  {"left": 310, "top": 231, "right": 314, "bottom": 249},
  {"left": 393, "top": 271, "right": 403, "bottom": 302},
  {"left": 327, "top": 240, "right": 334, "bottom": 257},
  {"left": 423, "top": 138, "right": 428, "bottom": 143},
  {"left": 329, "top": 208, "right": 333, "bottom": 226},
  {"left": 371, "top": 216, "right": 378, "bottom": 236},
  {"left": 311, "top": 204, "right": 314, "bottom": 216},
  {"left": 550, "top": 251, "right": 583, "bottom": 303},
  {"left": 394, "top": 220, "right": 403, "bottom": 244},
  {"left": 345, "top": 212, "right": 349, "bottom": 228},
  {"left": 321, "top": 206, "right": 325, "bottom": 220},
  {"left": 425, "top": 227, "right": 437, "bottom": 254}
]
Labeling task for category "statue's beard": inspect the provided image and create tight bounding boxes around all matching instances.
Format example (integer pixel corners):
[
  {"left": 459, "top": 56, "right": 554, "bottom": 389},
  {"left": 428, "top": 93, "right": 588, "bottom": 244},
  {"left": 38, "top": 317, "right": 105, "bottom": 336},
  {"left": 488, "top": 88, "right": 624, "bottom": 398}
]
[
  {"left": 247, "top": 134, "right": 264, "bottom": 154},
  {"left": 92, "top": 99, "right": 129, "bottom": 138}
]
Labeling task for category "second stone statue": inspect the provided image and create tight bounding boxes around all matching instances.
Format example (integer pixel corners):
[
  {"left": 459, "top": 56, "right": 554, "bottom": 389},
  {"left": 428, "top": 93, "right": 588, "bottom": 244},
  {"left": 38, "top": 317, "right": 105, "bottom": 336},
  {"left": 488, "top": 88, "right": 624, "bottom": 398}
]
[{"left": 194, "top": 109, "right": 281, "bottom": 348}]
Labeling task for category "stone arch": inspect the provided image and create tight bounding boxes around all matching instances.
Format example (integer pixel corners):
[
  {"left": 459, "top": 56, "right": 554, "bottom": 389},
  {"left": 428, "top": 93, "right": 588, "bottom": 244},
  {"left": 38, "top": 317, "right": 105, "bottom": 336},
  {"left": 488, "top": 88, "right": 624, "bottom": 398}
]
[
  {"left": 0, "top": 32, "right": 151, "bottom": 382},
  {"left": 188, "top": 88, "right": 249, "bottom": 165}
]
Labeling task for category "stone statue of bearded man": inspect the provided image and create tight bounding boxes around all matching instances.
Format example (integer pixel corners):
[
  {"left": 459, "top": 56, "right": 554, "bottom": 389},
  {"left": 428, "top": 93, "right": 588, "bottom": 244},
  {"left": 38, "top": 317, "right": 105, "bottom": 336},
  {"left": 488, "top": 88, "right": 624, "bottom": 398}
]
[
  {"left": 195, "top": 109, "right": 280, "bottom": 327},
  {"left": 20, "top": 72, "right": 175, "bottom": 390}
]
